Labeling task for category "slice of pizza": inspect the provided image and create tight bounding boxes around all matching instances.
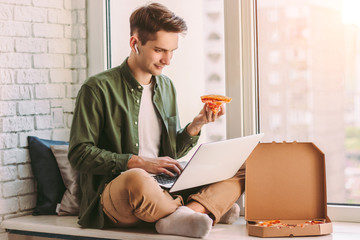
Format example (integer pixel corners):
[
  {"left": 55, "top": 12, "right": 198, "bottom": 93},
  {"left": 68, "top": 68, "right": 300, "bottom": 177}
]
[{"left": 200, "top": 94, "right": 232, "bottom": 114}]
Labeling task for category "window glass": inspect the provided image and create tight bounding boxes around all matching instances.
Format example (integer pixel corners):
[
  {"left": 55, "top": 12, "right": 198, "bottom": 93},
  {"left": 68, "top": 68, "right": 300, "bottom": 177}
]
[
  {"left": 257, "top": 0, "right": 360, "bottom": 204},
  {"left": 108, "top": 0, "right": 226, "bottom": 156}
]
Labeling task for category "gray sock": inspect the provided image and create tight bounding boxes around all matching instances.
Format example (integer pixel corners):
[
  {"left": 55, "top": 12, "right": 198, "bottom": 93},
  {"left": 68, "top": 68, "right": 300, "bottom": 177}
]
[
  {"left": 219, "top": 203, "right": 240, "bottom": 224},
  {"left": 155, "top": 206, "right": 213, "bottom": 238}
]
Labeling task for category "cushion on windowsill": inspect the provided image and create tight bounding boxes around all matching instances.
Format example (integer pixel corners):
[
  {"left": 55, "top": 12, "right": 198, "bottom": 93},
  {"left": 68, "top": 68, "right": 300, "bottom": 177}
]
[
  {"left": 50, "top": 145, "right": 80, "bottom": 216},
  {"left": 28, "top": 136, "right": 68, "bottom": 215}
]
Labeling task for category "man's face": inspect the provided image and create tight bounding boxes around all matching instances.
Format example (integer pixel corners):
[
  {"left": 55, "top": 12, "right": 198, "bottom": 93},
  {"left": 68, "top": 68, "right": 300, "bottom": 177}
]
[{"left": 137, "top": 30, "right": 179, "bottom": 76}]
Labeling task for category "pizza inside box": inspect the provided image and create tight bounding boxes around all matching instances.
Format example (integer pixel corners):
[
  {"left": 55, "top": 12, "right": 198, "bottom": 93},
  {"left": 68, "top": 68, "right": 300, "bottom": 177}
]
[{"left": 245, "top": 142, "right": 333, "bottom": 237}]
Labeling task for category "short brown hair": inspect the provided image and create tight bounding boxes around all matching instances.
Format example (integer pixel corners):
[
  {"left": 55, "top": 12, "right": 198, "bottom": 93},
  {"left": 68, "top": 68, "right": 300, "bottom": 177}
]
[{"left": 130, "top": 3, "right": 187, "bottom": 45}]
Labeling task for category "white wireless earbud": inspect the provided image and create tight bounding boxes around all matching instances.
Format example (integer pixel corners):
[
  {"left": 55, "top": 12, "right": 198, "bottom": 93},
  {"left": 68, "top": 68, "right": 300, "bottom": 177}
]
[{"left": 134, "top": 44, "right": 139, "bottom": 54}]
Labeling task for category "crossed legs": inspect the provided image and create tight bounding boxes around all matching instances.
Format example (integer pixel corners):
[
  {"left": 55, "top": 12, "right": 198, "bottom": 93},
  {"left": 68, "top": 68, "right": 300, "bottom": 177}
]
[
  {"left": 101, "top": 168, "right": 182, "bottom": 226},
  {"left": 101, "top": 166, "right": 245, "bottom": 238}
]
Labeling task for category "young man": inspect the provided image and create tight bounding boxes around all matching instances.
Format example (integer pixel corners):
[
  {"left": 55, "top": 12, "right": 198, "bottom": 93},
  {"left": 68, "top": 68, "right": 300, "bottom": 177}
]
[{"left": 69, "top": 3, "right": 244, "bottom": 238}]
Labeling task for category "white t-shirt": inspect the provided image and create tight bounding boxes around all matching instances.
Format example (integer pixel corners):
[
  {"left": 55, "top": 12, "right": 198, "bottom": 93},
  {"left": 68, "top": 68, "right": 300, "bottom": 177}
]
[{"left": 138, "top": 81, "right": 162, "bottom": 158}]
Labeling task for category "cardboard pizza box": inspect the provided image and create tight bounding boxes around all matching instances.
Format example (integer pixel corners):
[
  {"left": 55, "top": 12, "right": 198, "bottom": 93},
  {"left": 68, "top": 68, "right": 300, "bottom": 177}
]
[{"left": 245, "top": 142, "right": 333, "bottom": 237}]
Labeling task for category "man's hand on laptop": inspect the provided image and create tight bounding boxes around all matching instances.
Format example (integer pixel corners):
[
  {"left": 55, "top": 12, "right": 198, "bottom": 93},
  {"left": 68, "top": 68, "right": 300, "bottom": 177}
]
[{"left": 127, "top": 155, "right": 183, "bottom": 177}]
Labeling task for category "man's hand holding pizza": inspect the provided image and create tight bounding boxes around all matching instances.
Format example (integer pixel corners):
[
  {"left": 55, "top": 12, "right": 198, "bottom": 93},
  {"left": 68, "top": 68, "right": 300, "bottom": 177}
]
[{"left": 187, "top": 95, "right": 231, "bottom": 136}]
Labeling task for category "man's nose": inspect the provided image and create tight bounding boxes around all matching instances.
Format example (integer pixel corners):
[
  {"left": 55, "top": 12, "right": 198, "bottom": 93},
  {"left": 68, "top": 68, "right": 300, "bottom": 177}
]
[{"left": 161, "top": 52, "right": 172, "bottom": 65}]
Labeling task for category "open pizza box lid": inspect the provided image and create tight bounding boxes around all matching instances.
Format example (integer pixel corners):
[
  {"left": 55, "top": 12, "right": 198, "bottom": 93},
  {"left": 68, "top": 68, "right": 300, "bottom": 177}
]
[{"left": 245, "top": 142, "right": 333, "bottom": 237}]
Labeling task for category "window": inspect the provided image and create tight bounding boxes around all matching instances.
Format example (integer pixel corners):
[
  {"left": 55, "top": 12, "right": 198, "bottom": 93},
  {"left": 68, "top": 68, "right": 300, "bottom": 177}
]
[
  {"left": 257, "top": 0, "right": 360, "bottom": 206},
  {"left": 255, "top": 0, "right": 360, "bottom": 220},
  {"left": 222, "top": 0, "right": 360, "bottom": 220}
]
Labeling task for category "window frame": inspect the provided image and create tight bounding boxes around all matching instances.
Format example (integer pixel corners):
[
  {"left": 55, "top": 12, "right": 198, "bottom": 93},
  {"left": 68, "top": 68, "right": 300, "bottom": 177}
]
[
  {"left": 86, "top": 0, "right": 107, "bottom": 76},
  {"left": 225, "top": 0, "right": 360, "bottom": 222},
  {"left": 87, "top": 0, "right": 360, "bottom": 223},
  {"left": 224, "top": 0, "right": 259, "bottom": 139}
]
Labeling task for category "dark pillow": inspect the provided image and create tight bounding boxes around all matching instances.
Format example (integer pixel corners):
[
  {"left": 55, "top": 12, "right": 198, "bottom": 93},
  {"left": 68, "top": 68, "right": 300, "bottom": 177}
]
[
  {"left": 28, "top": 136, "right": 68, "bottom": 215},
  {"left": 50, "top": 145, "right": 80, "bottom": 216}
]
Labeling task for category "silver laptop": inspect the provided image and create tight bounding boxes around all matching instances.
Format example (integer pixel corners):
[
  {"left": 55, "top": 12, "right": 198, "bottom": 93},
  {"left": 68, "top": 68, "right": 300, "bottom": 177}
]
[{"left": 154, "top": 133, "right": 264, "bottom": 193}]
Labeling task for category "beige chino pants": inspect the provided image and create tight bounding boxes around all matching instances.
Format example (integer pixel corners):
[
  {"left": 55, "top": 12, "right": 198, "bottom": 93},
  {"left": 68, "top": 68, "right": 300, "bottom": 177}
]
[{"left": 101, "top": 165, "right": 245, "bottom": 227}]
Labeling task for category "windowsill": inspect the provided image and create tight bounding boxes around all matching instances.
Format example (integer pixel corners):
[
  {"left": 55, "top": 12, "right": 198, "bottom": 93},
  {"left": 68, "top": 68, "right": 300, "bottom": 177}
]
[
  {"left": 328, "top": 204, "right": 360, "bottom": 223},
  {"left": 2, "top": 215, "right": 360, "bottom": 240}
]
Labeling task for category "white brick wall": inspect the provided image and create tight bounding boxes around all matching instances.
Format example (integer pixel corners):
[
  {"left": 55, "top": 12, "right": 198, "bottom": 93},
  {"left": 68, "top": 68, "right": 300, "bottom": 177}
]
[
  {"left": 0, "top": 198, "right": 19, "bottom": 215},
  {"left": 0, "top": 166, "right": 17, "bottom": 182},
  {"left": 0, "top": 103, "right": 16, "bottom": 117},
  {"left": 0, "top": 22, "right": 32, "bottom": 37},
  {"left": 0, "top": 85, "right": 32, "bottom": 101},
  {"left": 0, "top": 53, "right": 32, "bottom": 68},
  {"left": 33, "top": 54, "right": 64, "bottom": 68},
  {"left": 1, "top": 149, "right": 29, "bottom": 165},
  {"left": 33, "top": 0, "right": 63, "bottom": 9},
  {"left": 0, "top": 70, "right": 15, "bottom": 84},
  {"left": 0, "top": 1, "right": 87, "bottom": 239},
  {"left": 17, "top": 69, "right": 48, "bottom": 84},
  {"left": 0, "top": 37, "right": 14, "bottom": 52},
  {"left": 15, "top": 38, "right": 47, "bottom": 53},
  {"left": 33, "top": 23, "right": 64, "bottom": 38},
  {"left": 19, "top": 194, "right": 36, "bottom": 211},
  {"left": 18, "top": 100, "right": 50, "bottom": 115},
  {"left": 50, "top": 69, "right": 73, "bottom": 83},
  {"left": 48, "top": 39, "right": 73, "bottom": 54},
  {"left": 14, "top": 6, "right": 47, "bottom": 22}
]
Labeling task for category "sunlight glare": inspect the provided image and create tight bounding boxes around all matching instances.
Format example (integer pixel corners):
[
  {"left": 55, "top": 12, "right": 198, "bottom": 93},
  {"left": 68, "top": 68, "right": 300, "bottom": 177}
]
[{"left": 342, "top": 0, "right": 360, "bottom": 25}]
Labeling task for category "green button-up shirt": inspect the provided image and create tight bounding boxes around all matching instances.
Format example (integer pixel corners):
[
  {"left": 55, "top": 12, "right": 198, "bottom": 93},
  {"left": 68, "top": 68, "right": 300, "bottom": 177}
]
[{"left": 68, "top": 58, "right": 199, "bottom": 228}]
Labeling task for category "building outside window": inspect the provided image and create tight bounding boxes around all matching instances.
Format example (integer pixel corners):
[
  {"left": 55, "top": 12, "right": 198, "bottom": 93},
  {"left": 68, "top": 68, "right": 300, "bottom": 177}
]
[{"left": 257, "top": 0, "right": 360, "bottom": 205}]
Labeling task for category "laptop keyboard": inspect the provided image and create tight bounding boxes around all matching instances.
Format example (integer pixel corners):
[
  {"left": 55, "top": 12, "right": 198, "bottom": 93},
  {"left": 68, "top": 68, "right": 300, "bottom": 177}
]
[
  {"left": 153, "top": 174, "right": 178, "bottom": 188},
  {"left": 153, "top": 161, "right": 188, "bottom": 189}
]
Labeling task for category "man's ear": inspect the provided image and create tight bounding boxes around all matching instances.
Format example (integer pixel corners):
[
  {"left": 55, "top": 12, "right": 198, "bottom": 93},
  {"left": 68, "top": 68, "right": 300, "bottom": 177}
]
[{"left": 130, "top": 36, "right": 140, "bottom": 55}]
